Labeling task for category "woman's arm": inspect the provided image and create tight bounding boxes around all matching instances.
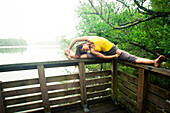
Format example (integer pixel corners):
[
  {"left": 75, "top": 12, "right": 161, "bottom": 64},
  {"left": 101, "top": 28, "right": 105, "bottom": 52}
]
[
  {"left": 68, "top": 36, "right": 90, "bottom": 50},
  {"left": 90, "top": 49, "right": 118, "bottom": 60}
]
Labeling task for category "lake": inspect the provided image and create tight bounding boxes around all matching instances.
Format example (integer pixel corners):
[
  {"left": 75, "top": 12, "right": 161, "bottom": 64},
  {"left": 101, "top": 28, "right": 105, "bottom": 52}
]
[{"left": 0, "top": 45, "right": 78, "bottom": 82}]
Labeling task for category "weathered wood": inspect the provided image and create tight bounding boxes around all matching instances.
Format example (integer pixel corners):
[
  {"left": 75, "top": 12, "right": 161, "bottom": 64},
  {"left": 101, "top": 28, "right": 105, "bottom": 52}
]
[
  {"left": 137, "top": 68, "right": 148, "bottom": 113},
  {"left": 146, "top": 101, "right": 166, "bottom": 113},
  {"left": 2, "top": 78, "right": 39, "bottom": 88},
  {"left": 117, "top": 96, "right": 136, "bottom": 113},
  {"left": 111, "top": 60, "right": 118, "bottom": 102},
  {"left": 78, "top": 62, "right": 88, "bottom": 108},
  {"left": 49, "top": 88, "right": 80, "bottom": 99},
  {"left": 50, "top": 95, "right": 81, "bottom": 106},
  {"left": 0, "top": 81, "right": 6, "bottom": 113},
  {"left": 87, "top": 90, "right": 111, "bottom": 99},
  {"left": 87, "top": 83, "right": 111, "bottom": 93},
  {"left": 37, "top": 65, "right": 51, "bottom": 113},
  {"left": 118, "top": 90, "right": 137, "bottom": 108},
  {"left": 47, "top": 81, "right": 80, "bottom": 91},
  {"left": 148, "top": 83, "right": 170, "bottom": 100},
  {"left": 3, "top": 86, "right": 41, "bottom": 97},
  {"left": 118, "top": 77, "right": 138, "bottom": 93},
  {"left": 5, "top": 94, "right": 42, "bottom": 106},
  {"left": 147, "top": 92, "right": 170, "bottom": 112},
  {"left": 6, "top": 88, "right": 80, "bottom": 106},
  {"left": 118, "top": 83, "right": 137, "bottom": 101},
  {"left": 46, "top": 73, "right": 79, "bottom": 83},
  {"left": 0, "top": 59, "right": 111, "bottom": 72},
  {"left": 86, "top": 76, "right": 111, "bottom": 86},
  {"left": 118, "top": 60, "right": 170, "bottom": 77},
  {"left": 86, "top": 70, "right": 111, "bottom": 78},
  {"left": 118, "top": 70, "right": 138, "bottom": 85},
  {"left": 6, "top": 101, "right": 43, "bottom": 113}
]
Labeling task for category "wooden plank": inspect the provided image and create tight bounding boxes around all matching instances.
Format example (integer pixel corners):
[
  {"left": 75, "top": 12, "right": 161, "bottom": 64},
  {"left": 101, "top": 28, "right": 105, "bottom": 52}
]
[
  {"left": 137, "top": 68, "right": 148, "bottom": 113},
  {"left": 78, "top": 62, "right": 87, "bottom": 108},
  {"left": 87, "top": 90, "right": 111, "bottom": 99},
  {"left": 47, "top": 81, "right": 79, "bottom": 91},
  {"left": 87, "top": 83, "right": 111, "bottom": 93},
  {"left": 0, "top": 81, "right": 6, "bottom": 113},
  {"left": 5, "top": 88, "right": 80, "bottom": 106},
  {"left": 118, "top": 90, "right": 137, "bottom": 107},
  {"left": 49, "top": 88, "right": 80, "bottom": 99},
  {"left": 46, "top": 70, "right": 111, "bottom": 83},
  {"left": 118, "top": 70, "right": 138, "bottom": 85},
  {"left": 118, "top": 77, "right": 138, "bottom": 93},
  {"left": 117, "top": 96, "right": 136, "bottom": 113},
  {"left": 46, "top": 73, "right": 79, "bottom": 83},
  {"left": 37, "top": 65, "right": 51, "bottom": 113},
  {"left": 118, "top": 83, "right": 137, "bottom": 101},
  {"left": 147, "top": 92, "right": 170, "bottom": 112},
  {"left": 6, "top": 101, "right": 43, "bottom": 113},
  {"left": 111, "top": 60, "right": 118, "bottom": 102},
  {"left": 146, "top": 101, "right": 166, "bottom": 113},
  {"left": 0, "top": 59, "right": 111, "bottom": 72},
  {"left": 86, "top": 70, "right": 111, "bottom": 78},
  {"left": 3, "top": 86, "right": 41, "bottom": 97},
  {"left": 2, "top": 78, "right": 39, "bottom": 89},
  {"left": 87, "top": 95, "right": 111, "bottom": 104},
  {"left": 86, "top": 77, "right": 111, "bottom": 86},
  {"left": 50, "top": 95, "right": 81, "bottom": 106},
  {"left": 148, "top": 83, "right": 170, "bottom": 100},
  {"left": 118, "top": 60, "right": 170, "bottom": 77}
]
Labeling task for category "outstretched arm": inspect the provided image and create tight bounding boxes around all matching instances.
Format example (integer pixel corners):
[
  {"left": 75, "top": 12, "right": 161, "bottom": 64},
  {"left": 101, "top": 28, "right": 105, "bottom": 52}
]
[
  {"left": 90, "top": 49, "right": 118, "bottom": 60},
  {"left": 68, "top": 36, "right": 90, "bottom": 50},
  {"left": 65, "top": 36, "right": 90, "bottom": 59}
]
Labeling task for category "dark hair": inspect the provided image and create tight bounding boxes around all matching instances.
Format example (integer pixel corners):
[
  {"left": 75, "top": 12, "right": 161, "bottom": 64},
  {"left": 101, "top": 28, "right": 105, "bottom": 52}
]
[{"left": 75, "top": 43, "right": 87, "bottom": 58}]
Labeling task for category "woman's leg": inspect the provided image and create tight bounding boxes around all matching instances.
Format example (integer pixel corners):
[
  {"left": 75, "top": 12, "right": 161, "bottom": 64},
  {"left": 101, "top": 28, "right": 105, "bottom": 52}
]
[{"left": 135, "top": 55, "right": 165, "bottom": 67}]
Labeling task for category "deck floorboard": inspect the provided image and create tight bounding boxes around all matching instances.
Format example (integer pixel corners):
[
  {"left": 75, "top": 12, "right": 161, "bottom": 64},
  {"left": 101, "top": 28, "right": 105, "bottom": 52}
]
[{"left": 54, "top": 100, "right": 127, "bottom": 113}]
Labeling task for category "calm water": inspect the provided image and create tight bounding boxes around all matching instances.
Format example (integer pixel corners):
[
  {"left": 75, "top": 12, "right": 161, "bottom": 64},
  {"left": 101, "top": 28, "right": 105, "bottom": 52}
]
[{"left": 0, "top": 45, "right": 77, "bottom": 82}]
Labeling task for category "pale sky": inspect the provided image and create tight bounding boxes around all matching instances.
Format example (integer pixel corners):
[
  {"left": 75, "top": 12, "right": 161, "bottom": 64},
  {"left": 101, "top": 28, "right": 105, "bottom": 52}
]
[{"left": 0, "top": 0, "right": 79, "bottom": 44}]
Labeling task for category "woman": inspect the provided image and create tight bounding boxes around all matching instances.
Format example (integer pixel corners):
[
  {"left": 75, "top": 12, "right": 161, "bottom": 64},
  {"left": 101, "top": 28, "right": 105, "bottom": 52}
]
[{"left": 64, "top": 36, "right": 165, "bottom": 67}]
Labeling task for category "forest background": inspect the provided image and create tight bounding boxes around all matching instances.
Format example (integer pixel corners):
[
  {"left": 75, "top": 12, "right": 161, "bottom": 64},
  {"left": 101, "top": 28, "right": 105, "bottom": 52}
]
[{"left": 61, "top": 0, "right": 169, "bottom": 89}]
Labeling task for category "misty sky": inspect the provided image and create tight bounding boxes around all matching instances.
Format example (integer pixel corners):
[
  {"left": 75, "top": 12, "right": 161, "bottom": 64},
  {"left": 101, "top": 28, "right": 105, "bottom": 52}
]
[{"left": 0, "top": 0, "right": 79, "bottom": 44}]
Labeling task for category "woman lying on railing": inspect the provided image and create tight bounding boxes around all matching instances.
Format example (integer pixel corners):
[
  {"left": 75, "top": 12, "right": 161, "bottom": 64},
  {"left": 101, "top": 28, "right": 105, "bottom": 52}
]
[{"left": 64, "top": 36, "right": 165, "bottom": 67}]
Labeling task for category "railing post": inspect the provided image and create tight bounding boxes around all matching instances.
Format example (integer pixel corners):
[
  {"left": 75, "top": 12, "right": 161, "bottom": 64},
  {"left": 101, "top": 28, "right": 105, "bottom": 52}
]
[
  {"left": 111, "top": 59, "right": 118, "bottom": 103},
  {"left": 137, "top": 68, "right": 148, "bottom": 113},
  {"left": 78, "top": 61, "right": 89, "bottom": 112},
  {"left": 37, "top": 65, "right": 51, "bottom": 113},
  {"left": 0, "top": 81, "right": 6, "bottom": 113}
]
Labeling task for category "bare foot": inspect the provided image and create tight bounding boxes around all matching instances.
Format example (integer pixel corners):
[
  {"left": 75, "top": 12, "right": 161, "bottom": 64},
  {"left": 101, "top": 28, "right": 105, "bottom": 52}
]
[
  {"left": 154, "top": 55, "right": 165, "bottom": 67},
  {"left": 116, "top": 50, "right": 122, "bottom": 57}
]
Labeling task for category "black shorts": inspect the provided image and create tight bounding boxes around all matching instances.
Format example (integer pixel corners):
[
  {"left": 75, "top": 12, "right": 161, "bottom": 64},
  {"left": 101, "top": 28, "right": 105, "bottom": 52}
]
[{"left": 86, "top": 45, "right": 138, "bottom": 63}]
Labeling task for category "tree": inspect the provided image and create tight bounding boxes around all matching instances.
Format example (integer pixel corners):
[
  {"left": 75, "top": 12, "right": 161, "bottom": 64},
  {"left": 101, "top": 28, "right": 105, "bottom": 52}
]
[{"left": 76, "top": 0, "right": 169, "bottom": 61}]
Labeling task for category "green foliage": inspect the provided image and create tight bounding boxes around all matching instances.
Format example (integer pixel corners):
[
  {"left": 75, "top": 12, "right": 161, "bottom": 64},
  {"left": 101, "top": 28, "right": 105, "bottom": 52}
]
[
  {"left": 0, "top": 38, "right": 27, "bottom": 46},
  {"left": 76, "top": 0, "right": 170, "bottom": 62},
  {"left": 75, "top": 0, "right": 170, "bottom": 90}
]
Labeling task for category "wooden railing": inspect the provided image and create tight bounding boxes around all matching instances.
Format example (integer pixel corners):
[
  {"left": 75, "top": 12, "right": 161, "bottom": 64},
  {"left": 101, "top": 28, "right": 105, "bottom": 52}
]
[{"left": 0, "top": 59, "right": 169, "bottom": 113}]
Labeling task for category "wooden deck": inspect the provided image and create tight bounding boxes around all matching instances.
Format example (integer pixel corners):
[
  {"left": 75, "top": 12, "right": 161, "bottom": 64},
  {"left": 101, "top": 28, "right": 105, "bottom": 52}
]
[
  {"left": 0, "top": 59, "right": 169, "bottom": 113},
  {"left": 49, "top": 99, "right": 128, "bottom": 113}
]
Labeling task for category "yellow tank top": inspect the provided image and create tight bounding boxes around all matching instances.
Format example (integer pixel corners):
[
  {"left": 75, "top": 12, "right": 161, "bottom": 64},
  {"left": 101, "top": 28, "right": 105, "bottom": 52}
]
[{"left": 90, "top": 37, "right": 113, "bottom": 52}]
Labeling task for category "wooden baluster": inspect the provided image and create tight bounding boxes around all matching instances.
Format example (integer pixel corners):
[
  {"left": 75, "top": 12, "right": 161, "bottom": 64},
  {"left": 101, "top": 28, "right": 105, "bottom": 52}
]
[
  {"left": 78, "top": 62, "right": 89, "bottom": 112},
  {"left": 37, "top": 65, "right": 51, "bottom": 113},
  {"left": 111, "top": 59, "right": 118, "bottom": 102},
  {"left": 137, "top": 68, "right": 148, "bottom": 113},
  {"left": 0, "top": 81, "right": 6, "bottom": 113}
]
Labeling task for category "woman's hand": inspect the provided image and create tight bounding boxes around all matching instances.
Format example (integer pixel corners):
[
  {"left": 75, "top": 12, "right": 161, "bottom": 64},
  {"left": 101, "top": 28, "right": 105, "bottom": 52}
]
[{"left": 64, "top": 49, "right": 72, "bottom": 59}]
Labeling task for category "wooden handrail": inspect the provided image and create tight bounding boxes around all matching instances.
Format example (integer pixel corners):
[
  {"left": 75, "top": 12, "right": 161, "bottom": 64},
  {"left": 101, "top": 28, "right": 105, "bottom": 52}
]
[{"left": 0, "top": 59, "right": 169, "bottom": 77}]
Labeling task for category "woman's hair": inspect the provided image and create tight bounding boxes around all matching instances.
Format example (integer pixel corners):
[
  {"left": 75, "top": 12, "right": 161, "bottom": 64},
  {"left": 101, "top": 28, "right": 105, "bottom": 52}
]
[{"left": 75, "top": 43, "right": 87, "bottom": 58}]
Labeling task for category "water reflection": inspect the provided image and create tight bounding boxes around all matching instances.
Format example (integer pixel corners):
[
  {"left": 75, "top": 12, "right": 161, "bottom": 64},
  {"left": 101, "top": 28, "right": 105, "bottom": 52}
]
[{"left": 0, "top": 47, "right": 27, "bottom": 54}]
